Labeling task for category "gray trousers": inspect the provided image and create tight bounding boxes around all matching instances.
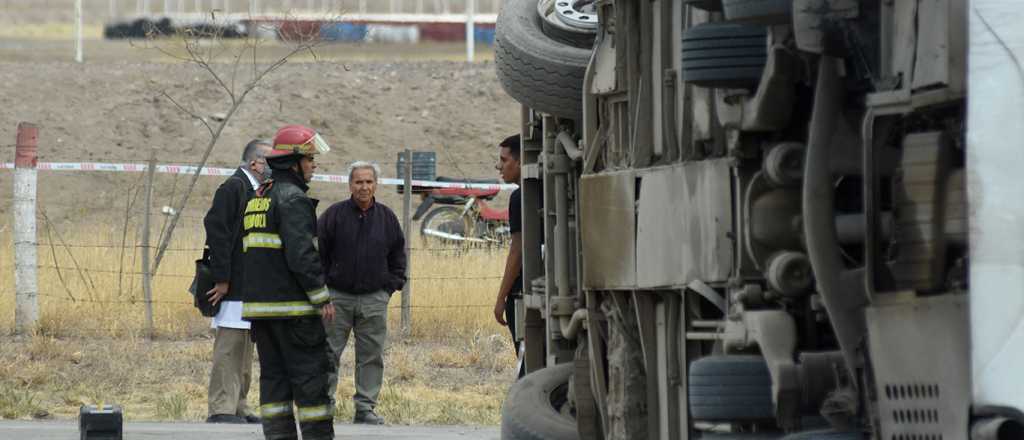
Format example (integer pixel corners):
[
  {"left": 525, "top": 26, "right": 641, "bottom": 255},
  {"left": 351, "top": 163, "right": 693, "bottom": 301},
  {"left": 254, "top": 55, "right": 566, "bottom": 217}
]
[
  {"left": 208, "top": 327, "right": 255, "bottom": 417},
  {"left": 325, "top": 289, "right": 390, "bottom": 413}
]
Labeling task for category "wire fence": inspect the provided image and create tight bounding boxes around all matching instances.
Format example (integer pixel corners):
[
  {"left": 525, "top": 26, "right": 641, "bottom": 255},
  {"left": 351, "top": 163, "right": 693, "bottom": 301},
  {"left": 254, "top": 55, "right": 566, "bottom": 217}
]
[{"left": 3, "top": 153, "right": 512, "bottom": 337}]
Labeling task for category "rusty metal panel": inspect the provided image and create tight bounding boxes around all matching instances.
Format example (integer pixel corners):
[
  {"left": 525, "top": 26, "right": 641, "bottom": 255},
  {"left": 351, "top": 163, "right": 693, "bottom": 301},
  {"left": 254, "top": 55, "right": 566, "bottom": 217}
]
[
  {"left": 580, "top": 171, "right": 636, "bottom": 289},
  {"left": 636, "top": 160, "right": 733, "bottom": 288},
  {"left": 866, "top": 294, "right": 969, "bottom": 440}
]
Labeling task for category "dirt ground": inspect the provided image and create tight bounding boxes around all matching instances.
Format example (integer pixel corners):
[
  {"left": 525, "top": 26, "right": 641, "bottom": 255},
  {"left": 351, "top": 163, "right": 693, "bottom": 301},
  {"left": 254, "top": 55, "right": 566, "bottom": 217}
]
[
  {"left": 0, "top": 29, "right": 521, "bottom": 426},
  {"left": 0, "top": 37, "right": 517, "bottom": 224}
]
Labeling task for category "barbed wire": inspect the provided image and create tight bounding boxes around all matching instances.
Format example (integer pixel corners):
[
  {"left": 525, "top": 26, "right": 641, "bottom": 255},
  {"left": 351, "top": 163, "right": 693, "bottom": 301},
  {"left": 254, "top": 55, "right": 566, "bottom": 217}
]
[
  {"left": 35, "top": 242, "right": 206, "bottom": 252},
  {"left": 34, "top": 292, "right": 493, "bottom": 309},
  {"left": 37, "top": 292, "right": 189, "bottom": 305},
  {"left": 27, "top": 241, "right": 502, "bottom": 253},
  {"left": 34, "top": 264, "right": 194, "bottom": 278},
  {"left": 22, "top": 264, "right": 502, "bottom": 282}
]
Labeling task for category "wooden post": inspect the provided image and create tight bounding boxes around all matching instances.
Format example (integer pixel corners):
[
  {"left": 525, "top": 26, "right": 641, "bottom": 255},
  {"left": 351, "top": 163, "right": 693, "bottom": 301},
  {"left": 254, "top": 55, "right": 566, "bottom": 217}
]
[
  {"left": 14, "top": 123, "right": 39, "bottom": 335},
  {"left": 401, "top": 149, "right": 413, "bottom": 336},
  {"left": 141, "top": 150, "right": 157, "bottom": 339}
]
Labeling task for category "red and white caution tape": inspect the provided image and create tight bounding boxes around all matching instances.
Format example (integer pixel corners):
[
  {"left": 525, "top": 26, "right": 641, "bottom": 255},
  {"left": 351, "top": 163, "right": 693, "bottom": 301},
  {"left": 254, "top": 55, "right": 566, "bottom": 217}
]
[{"left": 0, "top": 161, "right": 516, "bottom": 191}]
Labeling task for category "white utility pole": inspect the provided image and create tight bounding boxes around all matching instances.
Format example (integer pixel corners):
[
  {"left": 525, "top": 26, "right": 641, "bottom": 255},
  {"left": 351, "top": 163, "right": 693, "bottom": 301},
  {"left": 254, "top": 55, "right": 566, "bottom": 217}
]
[
  {"left": 465, "top": 0, "right": 475, "bottom": 62},
  {"left": 74, "top": 0, "right": 83, "bottom": 63},
  {"left": 13, "top": 123, "right": 39, "bottom": 335}
]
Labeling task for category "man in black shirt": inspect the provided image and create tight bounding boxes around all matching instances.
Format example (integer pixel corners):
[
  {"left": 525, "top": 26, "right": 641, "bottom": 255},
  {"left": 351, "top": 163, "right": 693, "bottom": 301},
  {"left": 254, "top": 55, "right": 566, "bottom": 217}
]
[
  {"left": 494, "top": 134, "right": 523, "bottom": 355},
  {"left": 317, "top": 161, "right": 407, "bottom": 425}
]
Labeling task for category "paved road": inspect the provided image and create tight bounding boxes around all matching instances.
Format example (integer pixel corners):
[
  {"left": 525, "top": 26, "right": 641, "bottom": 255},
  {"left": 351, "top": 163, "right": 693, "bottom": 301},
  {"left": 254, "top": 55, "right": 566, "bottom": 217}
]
[{"left": 0, "top": 421, "right": 500, "bottom": 440}]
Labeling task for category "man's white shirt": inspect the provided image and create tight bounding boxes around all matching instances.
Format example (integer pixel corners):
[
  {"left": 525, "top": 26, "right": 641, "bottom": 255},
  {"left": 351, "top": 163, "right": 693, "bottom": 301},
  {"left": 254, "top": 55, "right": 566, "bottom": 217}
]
[{"left": 211, "top": 167, "right": 260, "bottom": 330}]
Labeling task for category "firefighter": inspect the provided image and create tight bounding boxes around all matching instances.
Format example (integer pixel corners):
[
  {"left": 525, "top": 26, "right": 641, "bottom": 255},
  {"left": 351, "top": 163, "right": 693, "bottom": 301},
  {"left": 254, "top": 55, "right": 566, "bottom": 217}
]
[{"left": 241, "top": 124, "right": 336, "bottom": 440}]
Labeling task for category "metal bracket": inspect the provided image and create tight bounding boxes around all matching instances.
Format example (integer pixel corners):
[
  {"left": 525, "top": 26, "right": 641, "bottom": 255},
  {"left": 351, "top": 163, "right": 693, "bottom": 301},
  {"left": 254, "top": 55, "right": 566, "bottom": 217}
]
[
  {"left": 551, "top": 295, "right": 576, "bottom": 317},
  {"left": 723, "top": 311, "right": 801, "bottom": 430}
]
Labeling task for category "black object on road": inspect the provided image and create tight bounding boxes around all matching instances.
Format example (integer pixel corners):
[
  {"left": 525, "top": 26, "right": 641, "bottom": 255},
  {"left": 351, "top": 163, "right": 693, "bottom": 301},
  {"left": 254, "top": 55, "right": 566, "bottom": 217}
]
[{"left": 79, "top": 404, "right": 123, "bottom": 440}]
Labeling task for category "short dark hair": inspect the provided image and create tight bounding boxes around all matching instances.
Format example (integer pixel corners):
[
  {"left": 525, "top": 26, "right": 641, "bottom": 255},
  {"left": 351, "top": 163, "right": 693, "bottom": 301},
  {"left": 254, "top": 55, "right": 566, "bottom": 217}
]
[
  {"left": 241, "top": 139, "right": 271, "bottom": 165},
  {"left": 499, "top": 134, "right": 520, "bottom": 160}
]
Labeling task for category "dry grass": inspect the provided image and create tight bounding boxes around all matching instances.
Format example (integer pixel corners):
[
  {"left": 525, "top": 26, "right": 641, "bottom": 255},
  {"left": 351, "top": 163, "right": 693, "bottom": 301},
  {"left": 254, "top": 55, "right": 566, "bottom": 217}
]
[
  {"left": 0, "top": 23, "right": 104, "bottom": 40},
  {"left": 0, "top": 222, "right": 515, "bottom": 424}
]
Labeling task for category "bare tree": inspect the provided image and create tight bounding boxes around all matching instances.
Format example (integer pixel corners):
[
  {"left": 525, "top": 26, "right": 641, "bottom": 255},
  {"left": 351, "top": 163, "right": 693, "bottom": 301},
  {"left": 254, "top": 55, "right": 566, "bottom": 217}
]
[{"left": 133, "top": 11, "right": 338, "bottom": 274}]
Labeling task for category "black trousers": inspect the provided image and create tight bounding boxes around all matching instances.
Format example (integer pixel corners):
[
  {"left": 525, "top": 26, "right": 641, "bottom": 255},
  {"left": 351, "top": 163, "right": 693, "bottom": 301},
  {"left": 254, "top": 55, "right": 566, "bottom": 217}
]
[
  {"left": 504, "top": 292, "right": 520, "bottom": 355},
  {"left": 252, "top": 317, "right": 334, "bottom": 440}
]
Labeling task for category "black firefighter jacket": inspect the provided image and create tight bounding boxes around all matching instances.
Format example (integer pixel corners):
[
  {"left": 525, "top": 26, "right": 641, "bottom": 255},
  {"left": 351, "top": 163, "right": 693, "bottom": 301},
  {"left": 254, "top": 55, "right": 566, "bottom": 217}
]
[
  {"left": 202, "top": 168, "right": 254, "bottom": 302},
  {"left": 240, "top": 171, "right": 330, "bottom": 319}
]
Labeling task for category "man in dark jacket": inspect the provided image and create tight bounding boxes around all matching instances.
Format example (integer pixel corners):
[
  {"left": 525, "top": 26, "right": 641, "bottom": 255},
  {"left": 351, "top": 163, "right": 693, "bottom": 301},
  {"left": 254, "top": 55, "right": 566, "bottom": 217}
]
[
  {"left": 242, "top": 124, "right": 336, "bottom": 440},
  {"left": 203, "top": 138, "right": 271, "bottom": 424},
  {"left": 317, "top": 161, "right": 406, "bottom": 425}
]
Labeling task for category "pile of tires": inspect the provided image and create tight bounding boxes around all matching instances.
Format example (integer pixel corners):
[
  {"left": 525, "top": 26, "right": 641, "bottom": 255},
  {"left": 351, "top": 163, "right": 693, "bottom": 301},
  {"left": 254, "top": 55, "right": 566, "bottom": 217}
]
[
  {"left": 681, "top": 22, "right": 768, "bottom": 89},
  {"left": 689, "top": 355, "right": 775, "bottom": 421},
  {"left": 722, "top": 0, "right": 792, "bottom": 25},
  {"left": 103, "top": 17, "right": 248, "bottom": 39},
  {"left": 104, "top": 18, "right": 173, "bottom": 39}
]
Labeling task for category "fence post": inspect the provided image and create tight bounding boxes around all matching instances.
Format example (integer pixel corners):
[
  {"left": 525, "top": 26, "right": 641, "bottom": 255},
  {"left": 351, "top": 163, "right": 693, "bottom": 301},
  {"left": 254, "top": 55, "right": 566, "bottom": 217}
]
[
  {"left": 465, "top": 0, "right": 475, "bottom": 62},
  {"left": 401, "top": 149, "right": 413, "bottom": 336},
  {"left": 14, "top": 123, "right": 39, "bottom": 335},
  {"left": 141, "top": 149, "right": 157, "bottom": 339}
]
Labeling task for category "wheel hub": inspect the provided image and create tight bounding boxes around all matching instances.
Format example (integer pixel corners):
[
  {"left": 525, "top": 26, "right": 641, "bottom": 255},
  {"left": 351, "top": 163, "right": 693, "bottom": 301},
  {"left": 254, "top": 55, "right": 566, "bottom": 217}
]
[{"left": 554, "top": 0, "right": 598, "bottom": 30}]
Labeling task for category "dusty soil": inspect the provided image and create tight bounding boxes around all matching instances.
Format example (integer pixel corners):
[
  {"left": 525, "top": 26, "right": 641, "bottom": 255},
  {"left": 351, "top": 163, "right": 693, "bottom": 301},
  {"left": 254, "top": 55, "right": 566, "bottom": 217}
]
[
  {"left": 0, "top": 33, "right": 522, "bottom": 425},
  {"left": 0, "top": 334, "right": 513, "bottom": 424},
  {"left": 0, "top": 40, "right": 518, "bottom": 225}
]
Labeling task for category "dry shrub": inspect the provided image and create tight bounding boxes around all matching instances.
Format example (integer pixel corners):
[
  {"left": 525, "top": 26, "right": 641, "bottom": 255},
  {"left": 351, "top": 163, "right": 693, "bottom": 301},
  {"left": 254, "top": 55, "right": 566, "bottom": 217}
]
[{"left": 0, "top": 221, "right": 516, "bottom": 424}]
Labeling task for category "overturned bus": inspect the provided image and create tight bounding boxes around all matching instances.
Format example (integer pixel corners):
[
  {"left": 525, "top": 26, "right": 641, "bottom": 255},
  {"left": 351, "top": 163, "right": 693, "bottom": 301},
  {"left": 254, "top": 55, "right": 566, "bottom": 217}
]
[{"left": 492, "top": 0, "right": 1024, "bottom": 439}]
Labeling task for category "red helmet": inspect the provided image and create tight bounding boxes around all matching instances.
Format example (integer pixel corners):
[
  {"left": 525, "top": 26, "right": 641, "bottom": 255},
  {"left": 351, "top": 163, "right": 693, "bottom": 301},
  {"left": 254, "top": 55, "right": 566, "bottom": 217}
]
[{"left": 267, "top": 124, "right": 330, "bottom": 159}]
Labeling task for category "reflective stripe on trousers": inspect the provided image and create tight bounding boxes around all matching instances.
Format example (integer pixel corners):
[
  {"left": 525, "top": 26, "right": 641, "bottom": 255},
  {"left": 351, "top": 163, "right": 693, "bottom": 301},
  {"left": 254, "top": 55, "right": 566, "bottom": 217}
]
[{"left": 260, "top": 401, "right": 293, "bottom": 419}]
